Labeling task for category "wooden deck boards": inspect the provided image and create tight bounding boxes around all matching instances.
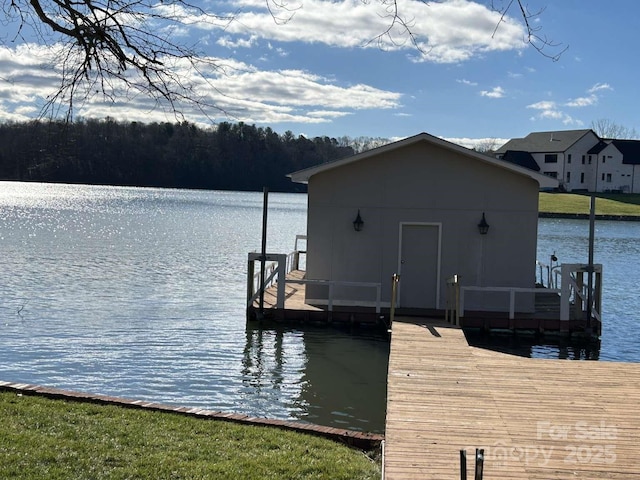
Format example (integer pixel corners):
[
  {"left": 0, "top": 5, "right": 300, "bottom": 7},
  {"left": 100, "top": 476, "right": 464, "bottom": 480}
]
[
  {"left": 256, "top": 270, "right": 322, "bottom": 311},
  {"left": 384, "top": 319, "right": 640, "bottom": 479}
]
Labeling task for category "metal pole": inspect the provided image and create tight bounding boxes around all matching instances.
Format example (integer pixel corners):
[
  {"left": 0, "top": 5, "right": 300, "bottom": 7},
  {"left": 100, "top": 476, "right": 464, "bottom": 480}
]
[
  {"left": 460, "top": 449, "right": 467, "bottom": 480},
  {"left": 258, "top": 187, "right": 269, "bottom": 319},
  {"left": 587, "top": 195, "right": 595, "bottom": 330},
  {"left": 474, "top": 448, "right": 484, "bottom": 480}
]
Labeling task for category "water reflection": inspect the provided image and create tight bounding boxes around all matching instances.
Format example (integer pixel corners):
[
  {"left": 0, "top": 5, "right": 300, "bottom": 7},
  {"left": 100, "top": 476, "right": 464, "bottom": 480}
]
[
  {"left": 465, "top": 330, "right": 601, "bottom": 360},
  {"left": 243, "top": 325, "right": 389, "bottom": 433}
]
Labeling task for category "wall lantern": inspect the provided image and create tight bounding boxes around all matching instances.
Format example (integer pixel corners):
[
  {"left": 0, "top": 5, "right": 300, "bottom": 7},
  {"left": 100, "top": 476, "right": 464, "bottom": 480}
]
[
  {"left": 353, "top": 210, "right": 364, "bottom": 232},
  {"left": 477, "top": 212, "right": 490, "bottom": 235}
]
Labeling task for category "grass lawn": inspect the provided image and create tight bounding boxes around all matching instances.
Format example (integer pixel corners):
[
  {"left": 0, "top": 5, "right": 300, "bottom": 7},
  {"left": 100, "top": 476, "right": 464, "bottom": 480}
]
[
  {"left": 539, "top": 192, "right": 640, "bottom": 216},
  {"left": 0, "top": 391, "right": 380, "bottom": 480}
]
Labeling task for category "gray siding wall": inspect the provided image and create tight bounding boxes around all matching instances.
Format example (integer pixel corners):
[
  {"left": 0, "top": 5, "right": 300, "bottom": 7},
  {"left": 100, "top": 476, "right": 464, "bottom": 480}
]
[{"left": 305, "top": 141, "right": 540, "bottom": 312}]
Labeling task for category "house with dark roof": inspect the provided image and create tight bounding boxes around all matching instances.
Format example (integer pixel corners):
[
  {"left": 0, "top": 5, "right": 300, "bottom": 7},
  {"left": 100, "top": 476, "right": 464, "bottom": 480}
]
[{"left": 496, "top": 129, "right": 640, "bottom": 193}]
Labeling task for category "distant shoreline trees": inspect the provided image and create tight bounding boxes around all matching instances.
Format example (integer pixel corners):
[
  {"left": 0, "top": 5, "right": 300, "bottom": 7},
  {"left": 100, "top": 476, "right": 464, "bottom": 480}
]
[{"left": 0, "top": 120, "right": 358, "bottom": 192}]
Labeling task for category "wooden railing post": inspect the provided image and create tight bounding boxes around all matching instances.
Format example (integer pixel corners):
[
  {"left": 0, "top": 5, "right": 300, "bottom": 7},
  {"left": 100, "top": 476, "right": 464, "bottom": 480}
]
[
  {"left": 390, "top": 274, "right": 400, "bottom": 330},
  {"left": 446, "top": 276, "right": 461, "bottom": 326}
]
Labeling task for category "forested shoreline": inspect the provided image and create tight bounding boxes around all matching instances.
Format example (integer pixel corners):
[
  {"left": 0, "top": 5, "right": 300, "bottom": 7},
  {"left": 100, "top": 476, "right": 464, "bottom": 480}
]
[{"left": 0, "top": 120, "right": 368, "bottom": 192}]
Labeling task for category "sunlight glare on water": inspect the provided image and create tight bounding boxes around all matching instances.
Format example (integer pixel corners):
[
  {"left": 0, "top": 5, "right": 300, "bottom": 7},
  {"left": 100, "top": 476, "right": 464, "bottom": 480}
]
[{"left": 0, "top": 181, "right": 388, "bottom": 433}]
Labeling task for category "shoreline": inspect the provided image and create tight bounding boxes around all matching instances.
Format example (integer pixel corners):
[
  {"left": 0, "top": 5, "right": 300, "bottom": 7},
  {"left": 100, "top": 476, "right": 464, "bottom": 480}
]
[
  {"left": 539, "top": 212, "right": 640, "bottom": 221},
  {"left": 0, "top": 380, "right": 383, "bottom": 451}
]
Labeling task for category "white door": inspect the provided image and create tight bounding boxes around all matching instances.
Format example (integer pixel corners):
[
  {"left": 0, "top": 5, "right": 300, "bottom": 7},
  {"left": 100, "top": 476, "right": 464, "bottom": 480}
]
[{"left": 398, "top": 223, "right": 441, "bottom": 309}]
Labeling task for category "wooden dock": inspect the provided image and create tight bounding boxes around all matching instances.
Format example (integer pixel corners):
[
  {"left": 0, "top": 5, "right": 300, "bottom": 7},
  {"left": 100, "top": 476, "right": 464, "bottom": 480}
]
[
  {"left": 247, "top": 270, "right": 385, "bottom": 326},
  {"left": 248, "top": 271, "right": 596, "bottom": 333},
  {"left": 384, "top": 318, "right": 640, "bottom": 479}
]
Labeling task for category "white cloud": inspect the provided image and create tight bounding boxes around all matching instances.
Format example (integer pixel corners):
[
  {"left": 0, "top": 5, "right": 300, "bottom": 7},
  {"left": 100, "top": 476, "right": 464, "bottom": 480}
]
[
  {"left": 0, "top": 44, "right": 402, "bottom": 126},
  {"left": 443, "top": 136, "right": 510, "bottom": 150},
  {"left": 217, "top": 35, "right": 258, "bottom": 49},
  {"left": 177, "top": 0, "right": 528, "bottom": 64},
  {"left": 565, "top": 95, "right": 597, "bottom": 108},
  {"left": 564, "top": 82, "right": 612, "bottom": 108},
  {"left": 526, "top": 100, "right": 581, "bottom": 125},
  {"left": 527, "top": 81, "right": 613, "bottom": 126},
  {"left": 457, "top": 78, "right": 478, "bottom": 86},
  {"left": 267, "top": 43, "right": 289, "bottom": 57},
  {"left": 480, "top": 86, "right": 505, "bottom": 98},
  {"left": 527, "top": 100, "right": 557, "bottom": 111},
  {"left": 588, "top": 83, "right": 612, "bottom": 94}
]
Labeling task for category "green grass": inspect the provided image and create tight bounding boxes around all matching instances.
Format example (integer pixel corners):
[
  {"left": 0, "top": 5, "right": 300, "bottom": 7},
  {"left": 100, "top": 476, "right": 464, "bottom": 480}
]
[
  {"left": 0, "top": 392, "right": 380, "bottom": 480},
  {"left": 539, "top": 193, "right": 640, "bottom": 217}
]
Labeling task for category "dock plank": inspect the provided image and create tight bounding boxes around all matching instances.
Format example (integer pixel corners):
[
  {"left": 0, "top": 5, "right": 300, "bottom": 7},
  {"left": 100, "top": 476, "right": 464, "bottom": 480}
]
[{"left": 384, "top": 319, "right": 640, "bottom": 479}]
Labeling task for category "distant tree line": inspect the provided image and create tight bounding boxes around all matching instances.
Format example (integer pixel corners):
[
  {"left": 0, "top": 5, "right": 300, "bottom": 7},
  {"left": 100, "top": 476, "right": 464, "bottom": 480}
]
[{"left": 0, "top": 119, "right": 364, "bottom": 192}]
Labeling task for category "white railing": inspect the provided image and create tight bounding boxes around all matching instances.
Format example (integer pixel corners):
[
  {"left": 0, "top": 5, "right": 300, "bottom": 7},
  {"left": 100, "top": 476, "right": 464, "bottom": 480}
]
[
  {"left": 536, "top": 255, "right": 561, "bottom": 289},
  {"left": 459, "top": 286, "right": 560, "bottom": 320},
  {"left": 284, "top": 278, "right": 382, "bottom": 313},
  {"left": 247, "top": 236, "right": 308, "bottom": 306},
  {"left": 559, "top": 263, "right": 602, "bottom": 322},
  {"left": 246, "top": 235, "right": 382, "bottom": 313},
  {"left": 456, "top": 263, "right": 602, "bottom": 323},
  {"left": 247, "top": 252, "right": 299, "bottom": 308}
]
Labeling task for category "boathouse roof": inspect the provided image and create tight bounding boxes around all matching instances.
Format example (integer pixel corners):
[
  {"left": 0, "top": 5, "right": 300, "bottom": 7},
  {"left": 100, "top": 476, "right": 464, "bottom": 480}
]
[{"left": 288, "top": 132, "right": 558, "bottom": 189}]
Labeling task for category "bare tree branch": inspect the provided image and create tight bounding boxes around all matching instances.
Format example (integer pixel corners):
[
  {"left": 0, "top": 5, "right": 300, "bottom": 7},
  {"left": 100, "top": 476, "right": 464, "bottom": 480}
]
[
  {"left": 4, "top": 0, "right": 239, "bottom": 120},
  {"left": 491, "top": 0, "right": 567, "bottom": 61},
  {"left": 591, "top": 119, "right": 639, "bottom": 140},
  {"left": 1, "top": 0, "right": 564, "bottom": 121}
]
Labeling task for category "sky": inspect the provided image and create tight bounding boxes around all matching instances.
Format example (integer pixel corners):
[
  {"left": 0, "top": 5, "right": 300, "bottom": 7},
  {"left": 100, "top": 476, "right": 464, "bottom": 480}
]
[{"left": 1, "top": 0, "right": 639, "bottom": 148}]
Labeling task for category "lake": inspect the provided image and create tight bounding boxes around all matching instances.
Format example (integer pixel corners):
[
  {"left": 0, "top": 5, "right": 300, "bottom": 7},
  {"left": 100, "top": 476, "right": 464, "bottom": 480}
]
[{"left": 0, "top": 182, "right": 638, "bottom": 434}]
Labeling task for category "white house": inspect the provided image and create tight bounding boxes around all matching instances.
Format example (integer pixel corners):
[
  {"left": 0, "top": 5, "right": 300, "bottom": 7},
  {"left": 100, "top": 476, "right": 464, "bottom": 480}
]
[
  {"left": 288, "top": 132, "right": 557, "bottom": 316},
  {"left": 588, "top": 139, "right": 640, "bottom": 193},
  {"left": 496, "top": 129, "right": 640, "bottom": 193}
]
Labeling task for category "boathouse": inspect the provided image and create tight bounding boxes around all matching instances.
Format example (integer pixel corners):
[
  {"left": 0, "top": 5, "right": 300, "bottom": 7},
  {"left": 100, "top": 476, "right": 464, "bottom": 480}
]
[{"left": 287, "top": 132, "right": 558, "bottom": 317}]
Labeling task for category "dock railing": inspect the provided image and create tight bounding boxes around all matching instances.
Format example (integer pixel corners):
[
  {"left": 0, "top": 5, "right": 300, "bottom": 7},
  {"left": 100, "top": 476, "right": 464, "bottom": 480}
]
[
  {"left": 247, "top": 252, "right": 292, "bottom": 310},
  {"left": 559, "top": 263, "right": 603, "bottom": 323},
  {"left": 459, "top": 286, "right": 560, "bottom": 320},
  {"left": 285, "top": 278, "right": 382, "bottom": 313},
  {"left": 247, "top": 236, "right": 308, "bottom": 310},
  {"left": 456, "top": 263, "right": 602, "bottom": 323},
  {"left": 247, "top": 236, "right": 382, "bottom": 314}
]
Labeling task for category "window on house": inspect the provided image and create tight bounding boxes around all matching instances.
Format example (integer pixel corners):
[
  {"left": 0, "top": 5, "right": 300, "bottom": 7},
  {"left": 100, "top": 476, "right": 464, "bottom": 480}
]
[
  {"left": 603, "top": 156, "right": 606, "bottom": 163},
  {"left": 567, "top": 154, "right": 572, "bottom": 163},
  {"left": 601, "top": 173, "right": 605, "bottom": 181},
  {"left": 566, "top": 171, "right": 571, "bottom": 182},
  {"left": 606, "top": 174, "right": 612, "bottom": 183},
  {"left": 581, "top": 172, "right": 585, "bottom": 183},
  {"left": 543, "top": 171, "right": 558, "bottom": 178},
  {"left": 588, "top": 155, "right": 592, "bottom": 164},
  {"left": 582, "top": 155, "right": 586, "bottom": 164},
  {"left": 544, "top": 154, "right": 558, "bottom": 163}
]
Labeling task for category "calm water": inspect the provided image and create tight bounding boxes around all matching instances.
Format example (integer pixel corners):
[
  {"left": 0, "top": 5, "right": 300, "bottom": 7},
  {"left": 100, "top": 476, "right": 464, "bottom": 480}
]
[
  {"left": 534, "top": 218, "right": 640, "bottom": 361},
  {"left": 0, "top": 183, "right": 638, "bottom": 435},
  {"left": 467, "top": 218, "right": 640, "bottom": 361},
  {"left": 0, "top": 182, "right": 388, "bottom": 433}
]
